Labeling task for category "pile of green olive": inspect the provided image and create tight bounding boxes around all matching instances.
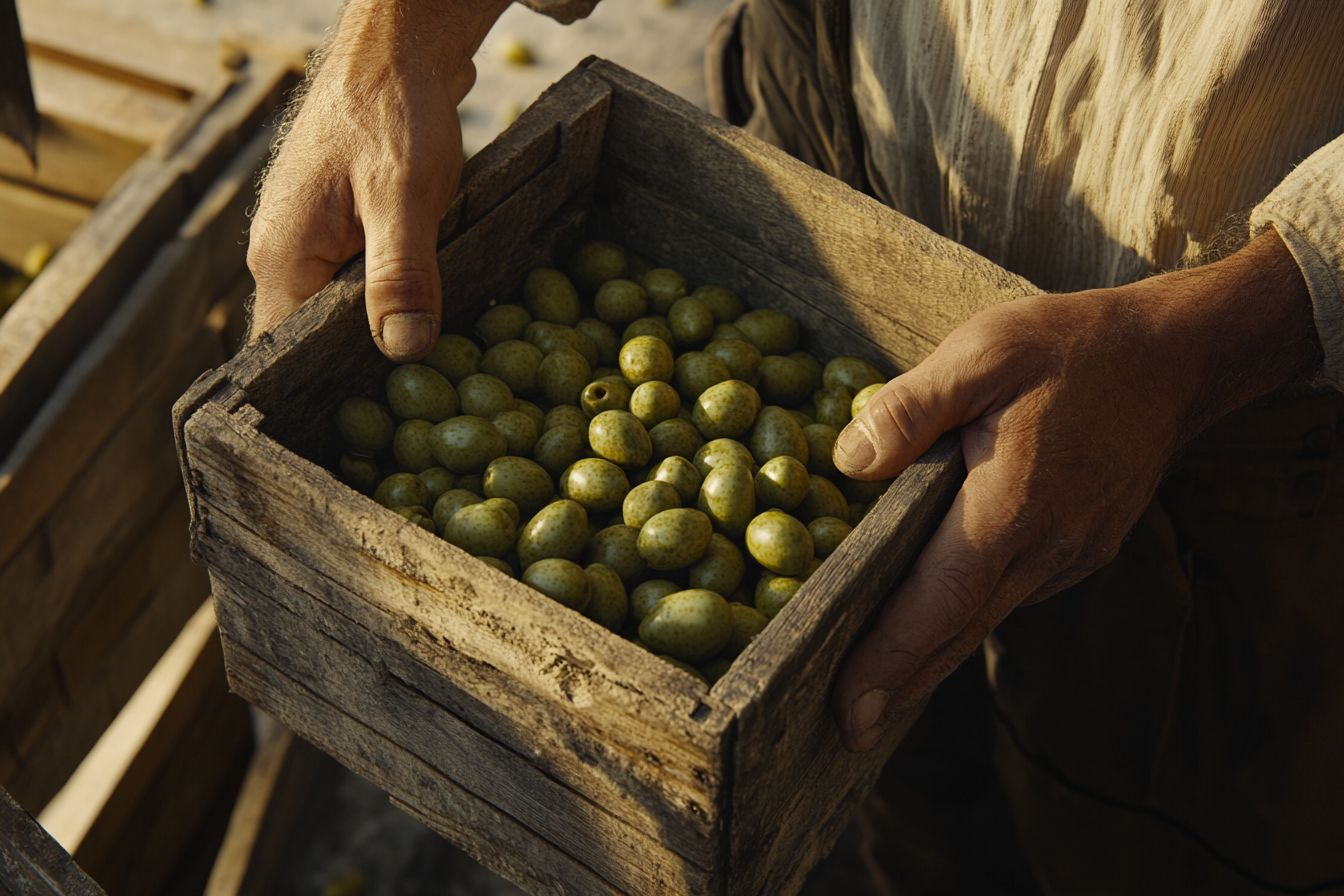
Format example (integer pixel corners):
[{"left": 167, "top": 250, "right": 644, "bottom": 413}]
[{"left": 334, "top": 240, "right": 893, "bottom": 685}]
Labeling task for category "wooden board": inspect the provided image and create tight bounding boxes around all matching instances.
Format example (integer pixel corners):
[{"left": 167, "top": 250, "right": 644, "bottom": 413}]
[
  {"left": 0, "top": 787, "right": 104, "bottom": 896},
  {"left": 175, "top": 59, "right": 1039, "bottom": 895}
]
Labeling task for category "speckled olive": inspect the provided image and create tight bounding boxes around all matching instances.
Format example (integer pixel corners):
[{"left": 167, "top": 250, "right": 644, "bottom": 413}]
[
  {"left": 340, "top": 452, "right": 381, "bottom": 492},
  {"left": 523, "top": 268, "right": 581, "bottom": 325},
  {"left": 490, "top": 410, "right": 539, "bottom": 457},
  {"left": 705, "top": 339, "right": 762, "bottom": 386},
  {"left": 734, "top": 309, "right": 799, "bottom": 356},
  {"left": 668, "top": 297, "right": 715, "bottom": 345},
  {"left": 823, "top": 356, "right": 884, "bottom": 394},
  {"left": 700, "top": 657, "right": 733, "bottom": 685},
  {"left": 692, "top": 380, "right": 761, "bottom": 441},
  {"left": 748, "top": 405, "right": 809, "bottom": 466},
  {"left": 796, "top": 474, "right": 849, "bottom": 523},
  {"left": 568, "top": 241, "right": 627, "bottom": 295},
  {"left": 581, "top": 379, "right": 632, "bottom": 419},
  {"left": 544, "top": 404, "right": 590, "bottom": 437},
  {"left": 691, "top": 285, "right": 744, "bottom": 324},
  {"left": 336, "top": 397, "right": 395, "bottom": 457},
  {"left": 428, "top": 416, "right": 507, "bottom": 475},
  {"left": 483, "top": 456, "right": 553, "bottom": 517},
  {"left": 660, "top": 656, "right": 708, "bottom": 684},
  {"left": 813, "top": 386, "right": 853, "bottom": 431},
  {"left": 481, "top": 340, "right": 544, "bottom": 396},
  {"left": 374, "top": 472, "right": 429, "bottom": 509},
  {"left": 647, "top": 456, "right": 702, "bottom": 504},
  {"left": 456, "top": 373, "right": 514, "bottom": 419},
  {"left": 588, "top": 410, "right": 652, "bottom": 470},
  {"left": 537, "top": 349, "right": 592, "bottom": 407},
  {"left": 583, "top": 563, "right": 628, "bottom": 631},
  {"left": 456, "top": 474, "right": 484, "bottom": 495},
  {"left": 445, "top": 502, "right": 516, "bottom": 558},
  {"left": 790, "top": 351, "right": 825, "bottom": 394},
  {"left": 802, "top": 424, "right": 840, "bottom": 476},
  {"left": 637, "top": 508, "right": 714, "bottom": 570},
  {"left": 641, "top": 268, "right": 687, "bottom": 314},
  {"left": 692, "top": 438, "right": 756, "bottom": 479},
  {"left": 745, "top": 510, "right": 814, "bottom": 575},
  {"left": 478, "top": 556, "right": 515, "bottom": 577},
  {"left": 851, "top": 382, "right": 884, "bottom": 418},
  {"left": 474, "top": 304, "right": 531, "bottom": 347},
  {"left": 629, "top": 381, "right": 681, "bottom": 429},
  {"left": 722, "top": 602, "right": 769, "bottom": 656},
  {"left": 623, "top": 480, "right": 682, "bottom": 529},
  {"left": 630, "top": 579, "right": 680, "bottom": 623},
  {"left": 514, "top": 399, "right": 545, "bottom": 428},
  {"left": 392, "top": 505, "right": 435, "bottom": 533},
  {"left": 423, "top": 334, "right": 482, "bottom": 384},
  {"left": 755, "top": 573, "right": 804, "bottom": 619},
  {"left": 673, "top": 352, "right": 731, "bottom": 402},
  {"left": 523, "top": 558, "right": 590, "bottom": 611},
  {"left": 711, "top": 323, "right": 748, "bottom": 342},
  {"left": 649, "top": 418, "right": 704, "bottom": 462},
  {"left": 483, "top": 497, "right": 520, "bottom": 528},
  {"left": 528, "top": 324, "right": 599, "bottom": 367},
  {"left": 585, "top": 525, "right": 647, "bottom": 588},
  {"left": 756, "top": 355, "right": 812, "bottom": 407},
  {"left": 575, "top": 318, "right": 620, "bottom": 366},
  {"left": 788, "top": 410, "right": 814, "bottom": 429},
  {"left": 432, "top": 489, "right": 483, "bottom": 534},
  {"left": 807, "top": 516, "right": 852, "bottom": 558},
  {"left": 559, "top": 458, "right": 630, "bottom": 512},
  {"left": 754, "top": 455, "right": 811, "bottom": 510},
  {"left": 532, "top": 425, "right": 585, "bottom": 478},
  {"left": 594, "top": 279, "right": 648, "bottom": 328},
  {"left": 639, "top": 589, "right": 732, "bottom": 664},
  {"left": 626, "top": 254, "right": 655, "bottom": 284},
  {"left": 517, "top": 499, "right": 588, "bottom": 568},
  {"left": 619, "top": 335, "right": 675, "bottom": 386},
  {"left": 393, "top": 419, "right": 437, "bottom": 473},
  {"left": 696, "top": 462, "right": 755, "bottom": 539},
  {"left": 689, "top": 534, "right": 745, "bottom": 597}
]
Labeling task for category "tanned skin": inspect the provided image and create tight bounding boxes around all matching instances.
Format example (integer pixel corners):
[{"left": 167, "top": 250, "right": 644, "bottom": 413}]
[{"left": 248, "top": 1, "right": 1325, "bottom": 752}]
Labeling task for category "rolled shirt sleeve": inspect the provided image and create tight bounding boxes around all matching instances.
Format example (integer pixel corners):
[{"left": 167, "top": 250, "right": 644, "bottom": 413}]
[
  {"left": 1251, "top": 135, "right": 1344, "bottom": 391},
  {"left": 516, "top": 0, "right": 599, "bottom": 24}
]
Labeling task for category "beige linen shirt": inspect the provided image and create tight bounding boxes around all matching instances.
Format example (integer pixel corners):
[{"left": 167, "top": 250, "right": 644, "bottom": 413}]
[{"left": 528, "top": 0, "right": 1344, "bottom": 388}]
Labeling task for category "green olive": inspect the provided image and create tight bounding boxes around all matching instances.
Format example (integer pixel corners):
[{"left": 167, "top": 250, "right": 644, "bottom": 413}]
[
  {"left": 457, "top": 373, "right": 515, "bottom": 419},
  {"left": 696, "top": 462, "right": 755, "bottom": 539},
  {"left": 594, "top": 279, "right": 649, "bottom": 327},
  {"left": 481, "top": 340, "right": 544, "bottom": 396},
  {"left": 711, "top": 323, "right": 748, "bottom": 342},
  {"left": 747, "top": 405, "right": 809, "bottom": 466},
  {"left": 734, "top": 309, "right": 799, "bottom": 355},
  {"left": 568, "top": 241, "right": 628, "bottom": 295},
  {"left": 432, "top": 488, "right": 483, "bottom": 534},
  {"left": 623, "top": 480, "right": 682, "bottom": 529},
  {"left": 745, "top": 510, "right": 814, "bottom": 575},
  {"left": 533, "top": 424, "right": 586, "bottom": 477},
  {"left": 517, "top": 499, "right": 588, "bottom": 567},
  {"left": 754, "top": 455, "right": 811, "bottom": 510},
  {"left": 647, "top": 455, "right": 702, "bottom": 504},
  {"left": 629, "top": 381, "right": 681, "bottom": 429},
  {"left": 393, "top": 419, "right": 437, "bottom": 473},
  {"left": 619, "top": 335, "right": 675, "bottom": 386},
  {"left": 515, "top": 400, "right": 546, "bottom": 429},
  {"left": 692, "top": 380, "right": 761, "bottom": 441},
  {"left": 483, "top": 496, "right": 521, "bottom": 528},
  {"left": 559, "top": 458, "right": 631, "bottom": 512},
  {"left": 340, "top": 452, "right": 381, "bottom": 492},
  {"left": 478, "top": 555, "right": 516, "bottom": 577},
  {"left": 660, "top": 655, "right": 709, "bottom": 684},
  {"left": 789, "top": 351, "right": 825, "bottom": 394},
  {"left": 802, "top": 424, "right": 840, "bottom": 476},
  {"left": 637, "top": 508, "right": 714, "bottom": 570},
  {"left": 692, "top": 438, "right": 756, "bottom": 479},
  {"left": 813, "top": 386, "right": 853, "bottom": 431},
  {"left": 691, "top": 285, "right": 744, "bottom": 324},
  {"left": 627, "top": 254, "right": 655, "bottom": 284},
  {"left": 796, "top": 474, "right": 849, "bottom": 523},
  {"left": 700, "top": 657, "right": 733, "bottom": 685},
  {"left": 456, "top": 474, "right": 484, "bottom": 495},
  {"left": 423, "top": 334, "right": 482, "bottom": 384},
  {"left": 581, "top": 378, "right": 633, "bottom": 418},
  {"left": 445, "top": 501, "right": 516, "bottom": 558},
  {"left": 756, "top": 355, "right": 812, "bottom": 407},
  {"left": 649, "top": 418, "right": 704, "bottom": 462},
  {"left": 852, "top": 383, "right": 884, "bottom": 418},
  {"left": 622, "top": 316, "right": 676, "bottom": 349},
  {"left": 538, "top": 349, "right": 592, "bottom": 407},
  {"left": 490, "top": 410, "right": 540, "bottom": 457},
  {"left": 673, "top": 352, "right": 731, "bottom": 402},
  {"left": 585, "top": 525, "right": 648, "bottom": 588},
  {"left": 807, "top": 516, "right": 852, "bottom": 558},
  {"left": 588, "top": 410, "right": 652, "bottom": 470},
  {"left": 668, "top": 297, "right": 715, "bottom": 344},
  {"left": 705, "top": 339, "right": 762, "bottom": 386},
  {"left": 523, "top": 558, "right": 590, "bottom": 611},
  {"left": 523, "top": 268, "right": 582, "bottom": 325},
  {"left": 721, "top": 602, "right": 769, "bottom": 656},
  {"left": 575, "top": 318, "right": 620, "bottom": 366},
  {"left": 755, "top": 573, "right": 804, "bottom": 619},
  {"left": 373, "top": 472, "right": 429, "bottom": 509},
  {"left": 630, "top": 579, "right": 681, "bottom": 623},
  {"left": 583, "top": 563, "right": 628, "bottom": 631},
  {"left": 641, "top": 268, "right": 688, "bottom": 314},
  {"left": 544, "top": 404, "right": 590, "bottom": 438},
  {"left": 688, "top": 533, "right": 745, "bottom": 597},
  {"left": 336, "top": 397, "right": 395, "bottom": 457},
  {"left": 823, "top": 356, "right": 884, "bottom": 394},
  {"left": 528, "top": 324, "right": 600, "bottom": 367},
  {"left": 392, "top": 505, "right": 435, "bottom": 533},
  {"left": 474, "top": 304, "right": 532, "bottom": 347},
  {"left": 789, "top": 410, "right": 815, "bottom": 429},
  {"left": 429, "top": 416, "right": 508, "bottom": 474},
  {"left": 639, "top": 589, "right": 732, "bottom": 664},
  {"left": 483, "top": 456, "right": 553, "bottom": 517}
]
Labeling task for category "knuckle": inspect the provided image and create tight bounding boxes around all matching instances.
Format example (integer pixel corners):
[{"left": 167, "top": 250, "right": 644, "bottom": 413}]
[
  {"left": 867, "top": 382, "right": 931, "bottom": 446},
  {"left": 926, "top": 560, "right": 986, "bottom": 630}
]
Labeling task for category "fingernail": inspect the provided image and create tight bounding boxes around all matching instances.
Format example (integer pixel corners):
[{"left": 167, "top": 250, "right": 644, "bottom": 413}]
[
  {"left": 851, "top": 688, "right": 891, "bottom": 733},
  {"left": 835, "top": 423, "right": 876, "bottom": 475},
  {"left": 378, "top": 312, "right": 437, "bottom": 360}
]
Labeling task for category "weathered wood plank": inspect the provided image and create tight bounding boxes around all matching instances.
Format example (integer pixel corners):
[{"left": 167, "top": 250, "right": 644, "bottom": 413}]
[
  {"left": 221, "top": 636, "right": 628, "bottom": 896},
  {"left": 0, "top": 116, "right": 144, "bottom": 206},
  {"left": 212, "top": 572, "right": 716, "bottom": 893},
  {"left": 0, "top": 178, "right": 92, "bottom": 270},
  {"left": 0, "top": 787, "right": 105, "bottom": 896},
  {"left": 199, "top": 515, "right": 720, "bottom": 862},
  {"left": 27, "top": 54, "right": 188, "bottom": 148}
]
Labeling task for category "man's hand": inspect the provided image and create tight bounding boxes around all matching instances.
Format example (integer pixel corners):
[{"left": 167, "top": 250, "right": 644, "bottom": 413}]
[
  {"left": 831, "top": 230, "right": 1322, "bottom": 751},
  {"left": 248, "top": 0, "right": 509, "bottom": 361}
]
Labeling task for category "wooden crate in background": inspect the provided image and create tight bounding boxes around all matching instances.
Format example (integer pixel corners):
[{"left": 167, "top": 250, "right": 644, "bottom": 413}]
[{"left": 175, "top": 59, "right": 1037, "bottom": 896}]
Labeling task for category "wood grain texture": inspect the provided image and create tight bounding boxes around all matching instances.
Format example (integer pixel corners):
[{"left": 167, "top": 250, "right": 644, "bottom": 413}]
[
  {"left": 0, "top": 116, "right": 144, "bottom": 206},
  {"left": 0, "top": 787, "right": 105, "bottom": 896},
  {"left": 222, "top": 636, "right": 628, "bottom": 896}
]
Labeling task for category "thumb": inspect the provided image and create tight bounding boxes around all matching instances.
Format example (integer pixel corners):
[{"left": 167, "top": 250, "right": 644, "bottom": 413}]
[
  {"left": 833, "top": 364, "right": 970, "bottom": 480},
  {"left": 362, "top": 196, "right": 445, "bottom": 363}
]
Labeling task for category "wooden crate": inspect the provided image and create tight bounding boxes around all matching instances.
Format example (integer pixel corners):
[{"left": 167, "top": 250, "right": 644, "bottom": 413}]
[
  {"left": 174, "top": 59, "right": 1035, "bottom": 895},
  {"left": 0, "top": 11, "right": 297, "bottom": 811}
]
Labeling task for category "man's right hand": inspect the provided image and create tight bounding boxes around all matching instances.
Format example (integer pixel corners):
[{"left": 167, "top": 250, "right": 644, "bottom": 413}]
[{"left": 247, "top": 0, "right": 510, "bottom": 362}]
